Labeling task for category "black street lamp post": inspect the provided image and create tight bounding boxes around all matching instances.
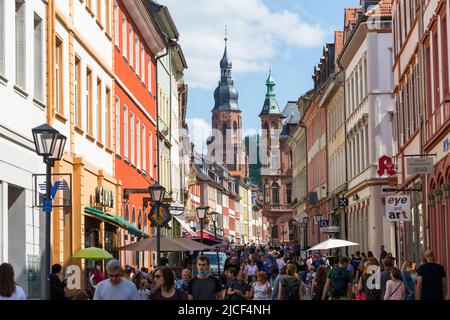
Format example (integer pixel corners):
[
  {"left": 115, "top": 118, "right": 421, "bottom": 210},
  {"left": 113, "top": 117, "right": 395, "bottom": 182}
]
[
  {"left": 148, "top": 182, "right": 166, "bottom": 266},
  {"left": 196, "top": 206, "right": 209, "bottom": 244},
  {"left": 209, "top": 210, "right": 221, "bottom": 275},
  {"left": 32, "top": 124, "right": 66, "bottom": 300},
  {"left": 302, "top": 216, "right": 309, "bottom": 250}
]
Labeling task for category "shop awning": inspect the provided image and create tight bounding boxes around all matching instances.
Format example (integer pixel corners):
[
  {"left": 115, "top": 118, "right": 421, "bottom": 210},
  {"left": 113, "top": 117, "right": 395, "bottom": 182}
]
[
  {"left": 173, "top": 215, "right": 196, "bottom": 236},
  {"left": 185, "top": 230, "right": 223, "bottom": 243},
  {"left": 84, "top": 207, "right": 149, "bottom": 238}
]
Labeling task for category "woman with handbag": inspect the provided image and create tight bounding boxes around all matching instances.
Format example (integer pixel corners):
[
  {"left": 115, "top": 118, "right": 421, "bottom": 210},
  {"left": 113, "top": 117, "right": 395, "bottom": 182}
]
[{"left": 384, "top": 267, "right": 405, "bottom": 300}]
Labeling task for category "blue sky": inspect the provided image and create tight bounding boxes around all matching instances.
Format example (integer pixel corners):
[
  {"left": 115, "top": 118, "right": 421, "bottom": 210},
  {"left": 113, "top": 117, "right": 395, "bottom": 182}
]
[{"left": 159, "top": 0, "right": 360, "bottom": 150}]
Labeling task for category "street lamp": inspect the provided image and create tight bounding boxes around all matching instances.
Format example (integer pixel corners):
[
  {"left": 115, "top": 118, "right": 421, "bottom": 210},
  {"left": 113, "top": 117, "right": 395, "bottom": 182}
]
[
  {"left": 209, "top": 210, "right": 221, "bottom": 275},
  {"left": 314, "top": 213, "right": 322, "bottom": 244},
  {"left": 196, "top": 206, "right": 209, "bottom": 244},
  {"left": 149, "top": 182, "right": 166, "bottom": 266},
  {"left": 32, "top": 124, "right": 66, "bottom": 300},
  {"left": 302, "top": 216, "right": 309, "bottom": 249}
]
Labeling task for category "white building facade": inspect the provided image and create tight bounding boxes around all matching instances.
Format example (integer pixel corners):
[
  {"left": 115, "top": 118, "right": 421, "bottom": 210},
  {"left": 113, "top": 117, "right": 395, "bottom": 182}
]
[{"left": 339, "top": 4, "right": 397, "bottom": 255}]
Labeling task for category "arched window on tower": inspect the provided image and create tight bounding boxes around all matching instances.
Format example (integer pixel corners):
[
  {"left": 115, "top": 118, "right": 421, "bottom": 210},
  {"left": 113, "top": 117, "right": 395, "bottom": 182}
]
[
  {"left": 264, "top": 183, "right": 270, "bottom": 204},
  {"left": 124, "top": 204, "right": 129, "bottom": 221},
  {"left": 272, "top": 183, "right": 279, "bottom": 205},
  {"left": 132, "top": 206, "right": 136, "bottom": 225},
  {"left": 222, "top": 123, "right": 228, "bottom": 164}
]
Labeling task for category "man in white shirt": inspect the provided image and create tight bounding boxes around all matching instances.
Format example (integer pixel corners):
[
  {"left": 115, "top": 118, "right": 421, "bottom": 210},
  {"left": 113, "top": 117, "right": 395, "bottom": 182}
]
[
  {"left": 276, "top": 254, "right": 286, "bottom": 271},
  {"left": 94, "top": 260, "right": 142, "bottom": 300}
]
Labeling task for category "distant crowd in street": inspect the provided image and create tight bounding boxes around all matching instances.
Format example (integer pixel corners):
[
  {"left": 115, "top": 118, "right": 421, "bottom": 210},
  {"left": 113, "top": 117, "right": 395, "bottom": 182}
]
[{"left": 0, "top": 242, "right": 447, "bottom": 300}]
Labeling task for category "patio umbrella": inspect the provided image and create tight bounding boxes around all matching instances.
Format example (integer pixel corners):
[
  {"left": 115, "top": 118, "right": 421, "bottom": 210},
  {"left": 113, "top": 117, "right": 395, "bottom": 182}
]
[
  {"left": 73, "top": 247, "right": 114, "bottom": 260},
  {"left": 117, "top": 236, "right": 214, "bottom": 252},
  {"left": 307, "top": 238, "right": 359, "bottom": 251}
]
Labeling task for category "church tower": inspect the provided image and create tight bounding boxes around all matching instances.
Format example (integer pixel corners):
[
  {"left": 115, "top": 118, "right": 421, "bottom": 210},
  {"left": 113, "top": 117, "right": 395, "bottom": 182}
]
[{"left": 209, "top": 34, "right": 246, "bottom": 177}]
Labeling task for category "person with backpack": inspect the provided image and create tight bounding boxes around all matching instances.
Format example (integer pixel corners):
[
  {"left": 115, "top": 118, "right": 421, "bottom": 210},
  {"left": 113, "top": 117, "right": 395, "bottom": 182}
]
[
  {"left": 311, "top": 266, "right": 327, "bottom": 301},
  {"left": 322, "top": 257, "right": 353, "bottom": 300},
  {"left": 278, "top": 263, "right": 304, "bottom": 300},
  {"left": 356, "top": 259, "right": 381, "bottom": 300}
]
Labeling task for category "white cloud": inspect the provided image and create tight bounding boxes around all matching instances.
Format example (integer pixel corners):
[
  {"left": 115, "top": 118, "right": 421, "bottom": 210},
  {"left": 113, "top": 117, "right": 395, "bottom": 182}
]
[
  {"left": 185, "top": 118, "right": 211, "bottom": 154},
  {"left": 158, "top": 0, "right": 326, "bottom": 89}
]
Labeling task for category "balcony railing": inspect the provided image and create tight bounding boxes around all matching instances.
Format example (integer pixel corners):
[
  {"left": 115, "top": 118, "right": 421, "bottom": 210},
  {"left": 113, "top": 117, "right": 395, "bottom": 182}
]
[{"left": 427, "top": 100, "right": 450, "bottom": 141}]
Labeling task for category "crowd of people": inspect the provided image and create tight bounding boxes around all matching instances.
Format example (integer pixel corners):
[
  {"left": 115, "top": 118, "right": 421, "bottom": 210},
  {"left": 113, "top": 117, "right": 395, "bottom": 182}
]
[{"left": 0, "top": 242, "right": 447, "bottom": 301}]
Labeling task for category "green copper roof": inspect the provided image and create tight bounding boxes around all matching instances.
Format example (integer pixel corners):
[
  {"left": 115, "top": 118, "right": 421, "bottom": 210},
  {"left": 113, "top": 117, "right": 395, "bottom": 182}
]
[{"left": 259, "top": 70, "right": 281, "bottom": 116}]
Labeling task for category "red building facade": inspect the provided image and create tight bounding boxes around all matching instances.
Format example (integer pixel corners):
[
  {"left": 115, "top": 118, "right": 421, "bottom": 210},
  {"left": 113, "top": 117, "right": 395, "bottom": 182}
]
[{"left": 114, "top": 0, "right": 164, "bottom": 268}]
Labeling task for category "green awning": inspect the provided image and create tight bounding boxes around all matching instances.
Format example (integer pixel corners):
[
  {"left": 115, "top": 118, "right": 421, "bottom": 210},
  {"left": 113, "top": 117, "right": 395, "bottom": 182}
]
[{"left": 84, "top": 207, "right": 149, "bottom": 238}]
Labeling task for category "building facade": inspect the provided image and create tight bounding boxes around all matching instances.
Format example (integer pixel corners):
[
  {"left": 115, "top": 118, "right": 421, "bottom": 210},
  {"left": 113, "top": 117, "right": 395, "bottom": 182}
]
[{"left": 339, "top": 0, "right": 396, "bottom": 254}]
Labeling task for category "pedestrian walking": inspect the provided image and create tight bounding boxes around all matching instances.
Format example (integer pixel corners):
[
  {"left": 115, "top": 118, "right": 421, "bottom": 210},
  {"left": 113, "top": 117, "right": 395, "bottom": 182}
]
[
  {"left": 416, "top": 250, "right": 447, "bottom": 300},
  {"left": 187, "top": 256, "right": 223, "bottom": 300},
  {"left": 380, "top": 245, "right": 388, "bottom": 269},
  {"left": 149, "top": 266, "right": 187, "bottom": 300},
  {"left": 93, "top": 260, "right": 142, "bottom": 300},
  {"left": 311, "top": 266, "right": 327, "bottom": 301},
  {"left": 50, "top": 264, "right": 67, "bottom": 300},
  {"left": 322, "top": 257, "right": 353, "bottom": 300},
  {"left": 251, "top": 271, "right": 271, "bottom": 300},
  {"left": 356, "top": 259, "right": 381, "bottom": 300},
  {"left": 276, "top": 253, "right": 286, "bottom": 271},
  {"left": 278, "top": 264, "right": 303, "bottom": 300},
  {"left": 244, "top": 259, "right": 258, "bottom": 280},
  {"left": 401, "top": 261, "right": 415, "bottom": 300},
  {"left": 226, "top": 271, "right": 251, "bottom": 300},
  {"left": 89, "top": 264, "right": 105, "bottom": 291},
  {"left": 138, "top": 279, "right": 151, "bottom": 300},
  {"left": 381, "top": 256, "right": 395, "bottom": 299},
  {"left": 384, "top": 267, "right": 405, "bottom": 300},
  {"left": 270, "top": 265, "right": 287, "bottom": 300},
  {"left": 176, "top": 269, "right": 191, "bottom": 292},
  {"left": 0, "top": 263, "right": 26, "bottom": 300}
]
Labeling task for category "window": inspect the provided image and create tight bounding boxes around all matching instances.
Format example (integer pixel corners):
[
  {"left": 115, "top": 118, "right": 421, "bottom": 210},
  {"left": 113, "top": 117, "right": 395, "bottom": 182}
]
[
  {"left": 86, "top": 68, "right": 93, "bottom": 133},
  {"left": 148, "top": 55, "right": 152, "bottom": 93},
  {"left": 124, "top": 204, "right": 129, "bottom": 221},
  {"left": 115, "top": 97, "right": 120, "bottom": 153},
  {"left": 142, "top": 126, "right": 146, "bottom": 172},
  {"left": 123, "top": 106, "right": 128, "bottom": 158},
  {"left": 122, "top": 13, "right": 126, "bottom": 55},
  {"left": 34, "top": 14, "right": 43, "bottom": 101},
  {"left": 441, "top": 13, "right": 449, "bottom": 97},
  {"left": 272, "top": 183, "right": 279, "bottom": 204},
  {"left": 96, "top": 0, "right": 102, "bottom": 24},
  {"left": 0, "top": 0, "right": 4, "bottom": 76},
  {"left": 264, "top": 184, "right": 270, "bottom": 204},
  {"left": 432, "top": 32, "right": 440, "bottom": 112},
  {"left": 149, "top": 131, "right": 153, "bottom": 177},
  {"left": 97, "top": 78, "right": 102, "bottom": 141},
  {"left": 105, "top": 87, "right": 111, "bottom": 147},
  {"left": 135, "top": 35, "right": 139, "bottom": 72},
  {"left": 132, "top": 207, "right": 136, "bottom": 224},
  {"left": 141, "top": 47, "right": 144, "bottom": 79},
  {"left": 130, "top": 112, "right": 135, "bottom": 164},
  {"left": 105, "top": 0, "right": 111, "bottom": 35},
  {"left": 15, "top": 0, "right": 26, "bottom": 89},
  {"left": 136, "top": 118, "right": 141, "bottom": 169},
  {"left": 55, "top": 37, "right": 63, "bottom": 113},
  {"left": 114, "top": 0, "right": 119, "bottom": 45},
  {"left": 75, "top": 56, "right": 81, "bottom": 126},
  {"left": 129, "top": 25, "right": 133, "bottom": 66}
]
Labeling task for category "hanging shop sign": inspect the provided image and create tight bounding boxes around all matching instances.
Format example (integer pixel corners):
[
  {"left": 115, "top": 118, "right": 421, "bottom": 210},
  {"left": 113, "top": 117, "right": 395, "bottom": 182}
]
[
  {"left": 377, "top": 155, "right": 397, "bottom": 176},
  {"left": 406, "top": 157, "right": 433, "bottom": 175},
  {"left": 148, "top": 205, "right": 172, "bottom": 228},
  {"left": 385, "top": 195, "right": 410, "bottom": 221}
]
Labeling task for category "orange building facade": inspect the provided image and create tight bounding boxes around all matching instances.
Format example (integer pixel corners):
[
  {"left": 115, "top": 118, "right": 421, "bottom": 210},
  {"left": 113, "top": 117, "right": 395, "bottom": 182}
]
[{"left": 113, "top": 0, "right": 164, "bottom": 269}]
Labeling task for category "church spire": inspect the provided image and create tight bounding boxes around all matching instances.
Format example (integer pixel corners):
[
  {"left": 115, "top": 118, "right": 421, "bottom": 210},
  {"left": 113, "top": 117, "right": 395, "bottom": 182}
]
[
  {"left": 259, "top": 69, "right": 281, "bottom": 116},
  {"left": 213, "top": 29, "right": 239, "bottom": 111}
]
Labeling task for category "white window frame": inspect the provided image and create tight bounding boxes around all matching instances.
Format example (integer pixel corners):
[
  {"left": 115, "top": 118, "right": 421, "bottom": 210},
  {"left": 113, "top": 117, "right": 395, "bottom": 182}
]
[
  {"left": 130, "top": 112, "right": 135, "bottom": 164},
  {"left": 115, "top": 97, "right": 120, "bottom": 154},
  {"left": 114, "top": 0, "right": 119, "bottom": 46},
  {"left": 142, "top": 125, "right": 146, "bottom": 173},
  {"left": 148, "top": 55, "right": 152, "bottom": 93},
  {"left": 136, "top": 118, "right": 141, "bottom": 169},
  {"left": 135, "top": 35, "right": 139, "bottom": 73},
  {"left": 124, "top": 106, "right": 128, "bottom": 159},
  {"left": 15, "top": 0, "right": 26, "bottom": 90},
  {"left": 34, "top": 13, "right": 44, "bottom": 101},
  {"left": 122, "top": 13, "right": 126, "bottom": 56},
  {"left": 149, "top": 131, "right": 153, "bottom": 177},
  {"left": 129, "top": 26, "right": 133, "bottom": 67}
]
